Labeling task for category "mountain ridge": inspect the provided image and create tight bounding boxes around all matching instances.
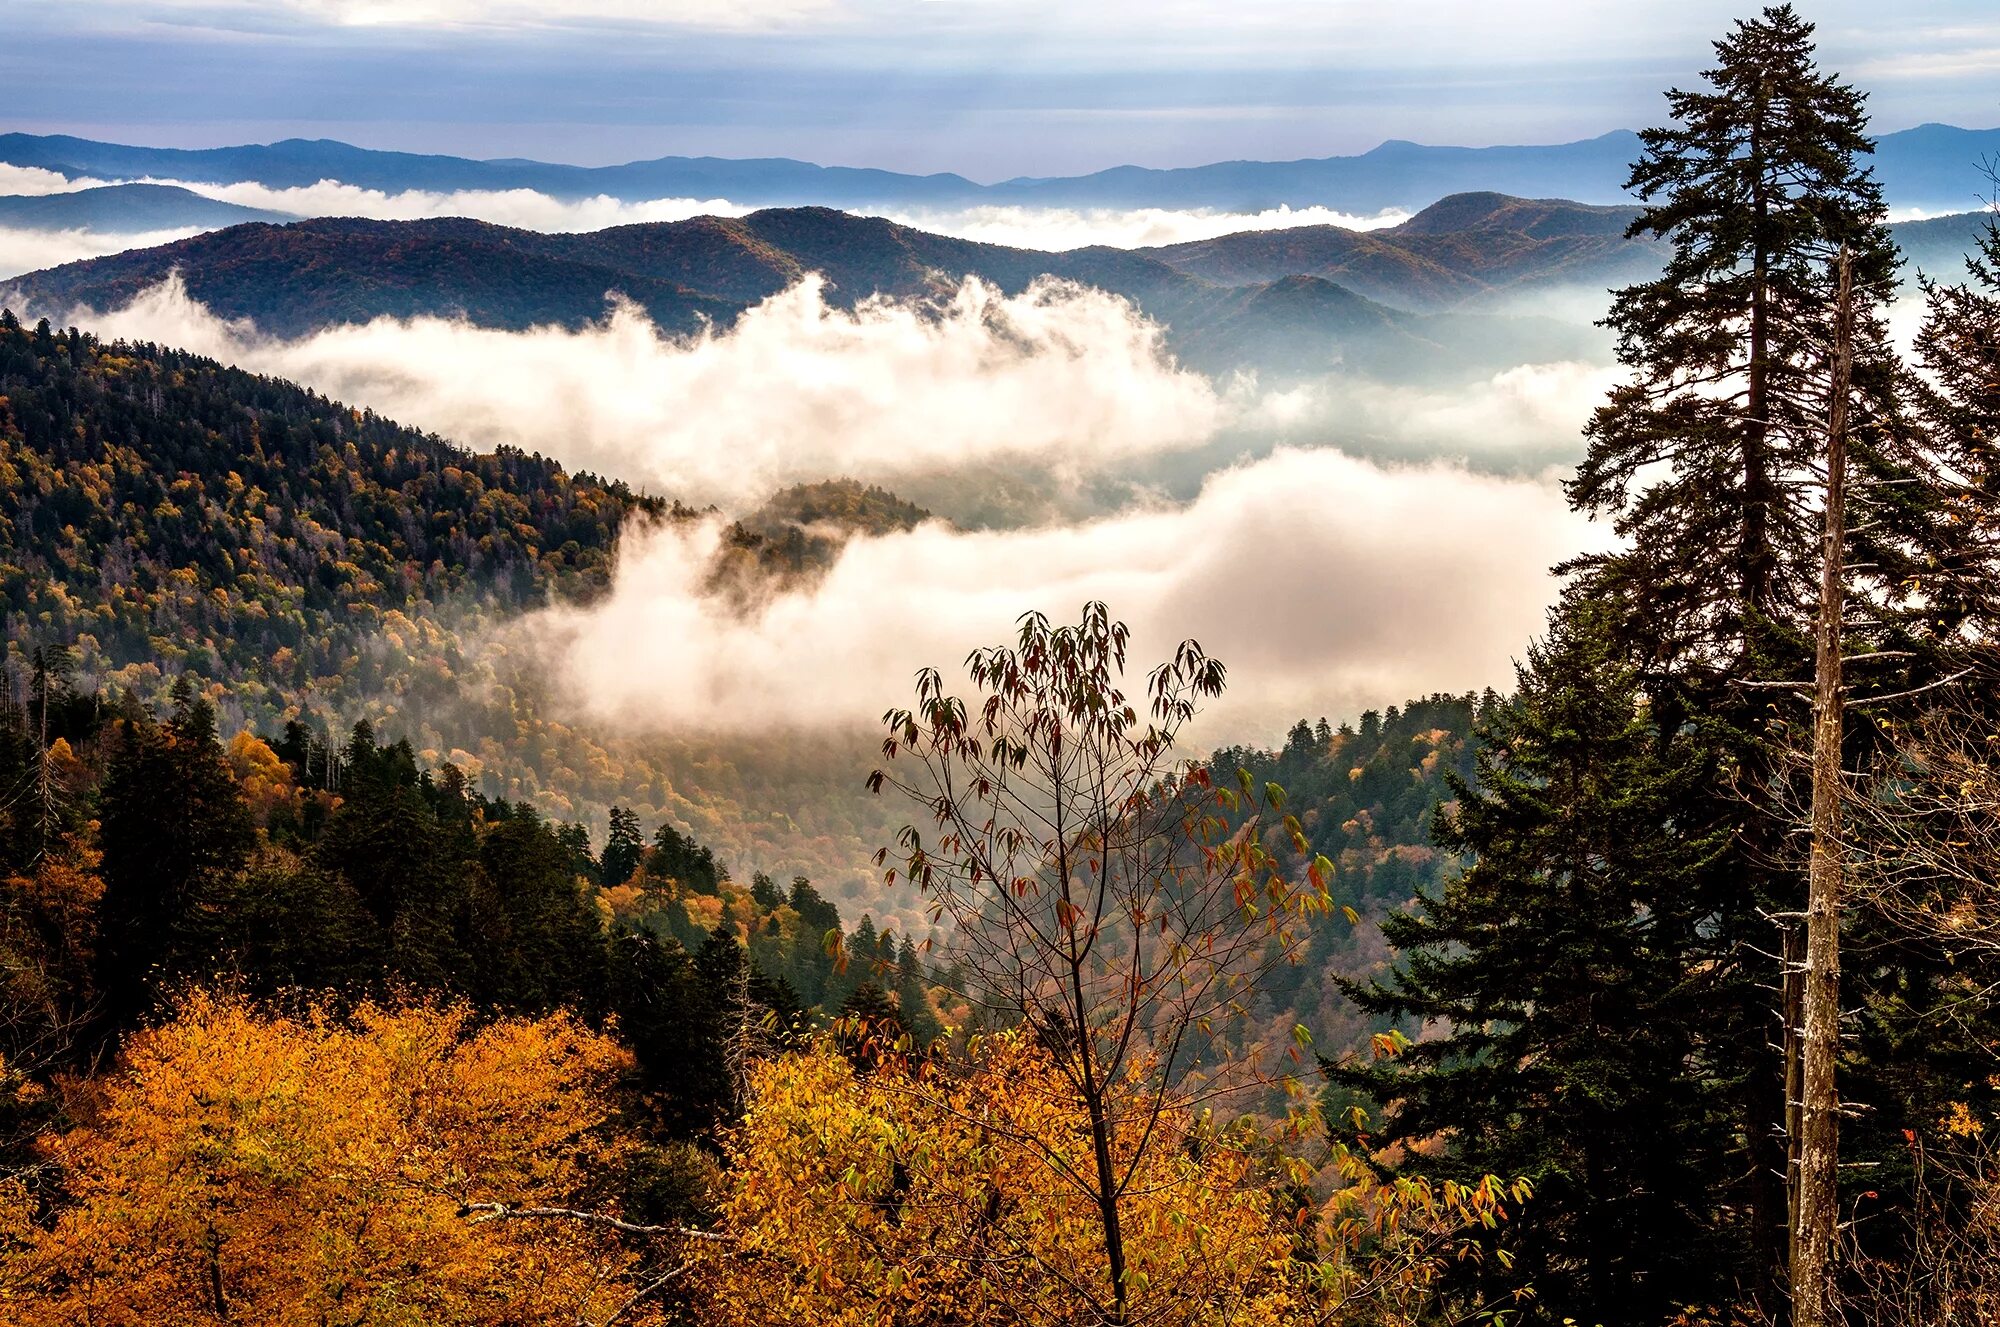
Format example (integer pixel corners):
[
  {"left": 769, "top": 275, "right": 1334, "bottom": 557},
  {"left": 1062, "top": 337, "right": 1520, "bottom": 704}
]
[
  {"left": 1, "top": 203, "right": 1609, "bottom": 382},
  {"left": 0, "top": 182, "right": 295, "bottom": 231},
  {"left": 5, "top": 123, "right": 1996, "bottom": 213}
]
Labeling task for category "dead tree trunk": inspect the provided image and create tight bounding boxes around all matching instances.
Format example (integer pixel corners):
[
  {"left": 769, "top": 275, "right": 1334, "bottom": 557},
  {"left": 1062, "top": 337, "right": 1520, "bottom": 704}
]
[{"left": 1794, "top": 246, "right": 1853, "bottom": 1327}]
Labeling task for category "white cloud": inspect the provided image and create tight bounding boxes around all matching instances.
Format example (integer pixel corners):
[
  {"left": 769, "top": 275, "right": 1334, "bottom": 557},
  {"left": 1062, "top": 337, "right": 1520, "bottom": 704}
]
[
  {"left": 130, "top": 175, "right": 1408, "bottom": 249},
  {"left": 1242, "top": 360, "right": 1620, "bottom": 471},
  {"left": 144, "top": 177, "right": 752, "bottom": 231},
  {"left": 883, "top": 203, "right": 1411, "bottom": 251},
  {"left": 58, "top": 273, "right": 1225, "bottom": 506},
  {"left": 524, "top": 447, "right": 1600, "bottom": 740},
  {"left": 0, "top": 227, "right": 205, "bottom": 281},
  {"left": 0, "top": 165, "right": 104, "bottom": 197}
]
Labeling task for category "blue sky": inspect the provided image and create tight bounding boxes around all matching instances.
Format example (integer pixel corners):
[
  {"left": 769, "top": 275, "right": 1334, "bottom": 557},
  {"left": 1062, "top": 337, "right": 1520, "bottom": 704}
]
[{"left": 6, "top": 2, "right": 1998, "bottom": 178}]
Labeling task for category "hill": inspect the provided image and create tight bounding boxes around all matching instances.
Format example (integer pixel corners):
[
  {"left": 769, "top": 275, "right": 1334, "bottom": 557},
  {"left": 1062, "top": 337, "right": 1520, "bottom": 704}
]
[
  {"left": 1145, "top": 192, "right": 1992, "bottom": 310},
  {"left": 0, "top": 311, "right": 916, "bottom": 922},
  {"left": 0, "top": 183, "right": 293, "bottom": 231},
  {"left": 1205, "top": 695, "right": 1488, "bottom": 1053},
  {"left": 1893, "top": 208, "right": 1998, "bottom": 284},
  {"left": 0, "top": 207, "right": 1603, "bottom": 381},
  {"left": 4, "top": 123, "right": 1994, "bottom": 212},
  {"left": 0, "top": 216, "right": 743, "bottom": 337},
  {"left": 1141, "top": 192, "right": 1662, "bottom": 310}
]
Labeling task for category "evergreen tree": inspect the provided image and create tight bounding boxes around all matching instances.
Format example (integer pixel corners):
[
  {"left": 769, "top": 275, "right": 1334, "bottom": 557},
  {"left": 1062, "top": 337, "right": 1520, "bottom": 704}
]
[
  {"left": 601, "top": 806, "right": 645, "bottom": 888},
  {"left": 1574, "top": 4, "right": 1898, "bottom": 661},
  {"left": 895, "top": 936, "right": 943, "bottom": 1047},
  {"left": 95, "top": 711, "right": 254, "bottom": 1032},
  {"left": 1550, "top": 5, "right": 1996, "bottom": 1293},
  {"left": 470, "top": 815, "right": 608, "bottom": 1015},
  {"left": 1338, "top": 599, "right": 1736, "bottom": 1324},
  {"left": 652, "top": 823, "right": 722, "bottom": 894},
  {"left": 313, "top": 743, "right": 471, "bottom": 994},
  {"left": 785, "top": 876, "right": 841, "bottom": 1007},
  {"left": 1833, "top": 208, "right": 2000, "bottom": 1272},
  {"left": 607, "top": 928, "right": 726, "bottom": 1140}
]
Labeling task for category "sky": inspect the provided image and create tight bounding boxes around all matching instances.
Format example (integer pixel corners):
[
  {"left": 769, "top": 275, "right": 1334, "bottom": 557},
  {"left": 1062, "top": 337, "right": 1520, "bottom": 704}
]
[{"left": 4, "top": 2, "right": 1998, "bottom": 178}]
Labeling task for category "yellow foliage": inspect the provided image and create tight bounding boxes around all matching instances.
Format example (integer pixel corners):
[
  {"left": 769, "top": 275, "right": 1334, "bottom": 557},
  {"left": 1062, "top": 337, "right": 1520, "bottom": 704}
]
[
  {"left": 683, "top": 892, "right": 725, "bottom": 934},
  {"left": 700, "top": 1034, "right": 1297, "bottom": 1326},
  {"left": 0, "top": 993, "right": 653, "bottom": 1327},
  {"left": 699, "top": 1033, "right": 1512, "bottom": 1327},
  {"left": 225, "top": 730, "right": 298, "bottom": 823},
  {"left": 1945, "top": 1101, "right": 1987, "bottom": 1139},
  {"left": 598, "top": 881, "right": 649, "bottom": 925}
]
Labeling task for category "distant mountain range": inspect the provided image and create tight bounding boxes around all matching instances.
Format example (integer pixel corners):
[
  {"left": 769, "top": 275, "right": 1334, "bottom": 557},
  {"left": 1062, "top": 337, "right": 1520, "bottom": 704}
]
[
  {"left": 1138, "top": 193, "right": 1664, "bottom": 307},
  {"left": 4, "top": 197, "right": 1644, "bottom": 383},
  {"left": 9, "top": 190, "right": 1988, "bottom": 376},
  {"left": 4, "top": 123, "right": 1997, "bottom": 216}
]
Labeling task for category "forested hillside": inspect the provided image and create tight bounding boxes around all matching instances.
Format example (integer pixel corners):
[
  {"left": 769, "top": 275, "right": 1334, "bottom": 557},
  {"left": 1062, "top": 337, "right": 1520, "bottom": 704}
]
[
  {"left": 0, "top": 309, "right": 654, "bottom": 692},
  {"left": 0, "top": 311, "right": 914, "bottom": 916},
  {"left": 1207, "top": 695, "right": 1487, "bottom": 1053},
  {"left": 1, "top": 208, "right": 1606, "bottom": 379}
]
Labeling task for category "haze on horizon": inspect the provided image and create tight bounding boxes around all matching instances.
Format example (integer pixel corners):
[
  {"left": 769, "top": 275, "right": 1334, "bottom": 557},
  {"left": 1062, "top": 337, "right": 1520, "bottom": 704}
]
[{"left": 6, "top": 1, "right": 1998, "bottom": 178}]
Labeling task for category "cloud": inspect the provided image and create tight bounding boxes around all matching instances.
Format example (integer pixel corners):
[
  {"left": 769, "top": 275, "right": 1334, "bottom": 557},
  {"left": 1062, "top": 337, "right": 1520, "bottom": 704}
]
[
  {"left": 138, "top": 0, "right": 839, "bottom": 32},
  {"left": 882, "top": 203, "right": 1411, "bottom": 250},
  {"left": 522, "top": 447, "right": 1601, "bottom": 741},
  {"left": 61, "top": 273, "right": 1226, "bottom": 507},
  {"left": 65, "top": 173, "right": 1410, "bottom": 250},
  {"left": 145, "top": 177, "right": 753, "bottom": 231},
  {"left": 0, "top": 165, "right": 103, "bottom": 197},
  {"left": 1242, "top": 360, "right": 1621, "bottom": 472},
  {"left": 0, "top": 227, "right": 205, "bottom": 281}
]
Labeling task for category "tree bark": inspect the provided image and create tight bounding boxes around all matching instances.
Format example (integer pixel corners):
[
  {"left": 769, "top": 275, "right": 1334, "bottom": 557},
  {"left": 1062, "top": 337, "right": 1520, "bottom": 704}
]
[{"left": 1793, "top": 247, "right": 1853, "bottom": 1327}]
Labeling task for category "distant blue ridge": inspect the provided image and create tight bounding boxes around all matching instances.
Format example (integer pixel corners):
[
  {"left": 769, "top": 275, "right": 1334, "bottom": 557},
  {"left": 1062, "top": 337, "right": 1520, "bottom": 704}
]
[{"left": 4, "top": 124, "right": 1995, "bottom": 214}]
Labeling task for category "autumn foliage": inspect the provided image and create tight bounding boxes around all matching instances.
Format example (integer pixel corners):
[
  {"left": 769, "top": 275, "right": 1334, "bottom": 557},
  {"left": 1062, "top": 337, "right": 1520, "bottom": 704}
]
[
  {"left": 0, "top": 994, "right": 651, "bottom": 1326},
  {"left": 700, "top": 1030, "right": 1515, "bottom": 1327}
]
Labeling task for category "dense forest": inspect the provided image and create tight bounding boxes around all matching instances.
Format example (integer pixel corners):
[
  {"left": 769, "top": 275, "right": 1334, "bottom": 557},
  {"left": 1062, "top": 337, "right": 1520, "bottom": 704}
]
[
  {"left": 3, "top": 6, "right": 2000, "bottom": 1325},
  {"left": 0, "top": 316, "right": 925, "bottom": 915}
]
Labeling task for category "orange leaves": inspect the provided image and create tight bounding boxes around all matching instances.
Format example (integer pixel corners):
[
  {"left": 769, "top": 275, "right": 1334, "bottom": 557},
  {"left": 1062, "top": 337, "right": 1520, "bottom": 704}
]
[
  {"left": 2, "top": 993, "right": 649, "bottom": 1327},
  {"left": 700, "top": 1033, "right": 1302, "bottom": 1327},
  {"left": 702, "top": 1032, "right": 1516, "bottom": 1327},
  {"left": 225, "top": 730, "right": 298, "bottom": 824}
]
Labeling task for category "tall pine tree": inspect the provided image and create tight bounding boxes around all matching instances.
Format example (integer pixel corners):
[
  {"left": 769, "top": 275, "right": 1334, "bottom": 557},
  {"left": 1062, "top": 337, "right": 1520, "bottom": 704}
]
[
  {"left": 1338, "top": 598, "right": 1737, "bottom": 1324},
  {"left": 1558, "top": 5, "right": 1977, "bottom": 1298},
  {"left": 95, "top": 697, "right": 254, "bottom": 1034}
]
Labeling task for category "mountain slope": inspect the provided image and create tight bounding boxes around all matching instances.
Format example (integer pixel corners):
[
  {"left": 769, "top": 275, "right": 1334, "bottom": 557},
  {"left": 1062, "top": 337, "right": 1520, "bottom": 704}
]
[
  {"left": 1, "top": 216, "right": 742, "bottom": 336},
  {"left": 1141, "top": 193, "right": 1659, "bottom": 309},
  {"left": 0, "top": 312, "right": 923, "bottom": 918},
  {"left": 0, "top": 183, "right": 292, "bottom": 231},
  {"left": 0, "top": 309, "right": 652, "bottom": 695},
  {"left": 1894, "top": 208, "right": 1997, "bottom": 284},
  {"left": 4, "top": 124, "right": 1993, "bottom": 212},
  {"left": 1, "top": 207, "right": 1602, "bottom": 380},
  {"left": 1145, "top": 192, "right": 1990, "bottom": 310}
]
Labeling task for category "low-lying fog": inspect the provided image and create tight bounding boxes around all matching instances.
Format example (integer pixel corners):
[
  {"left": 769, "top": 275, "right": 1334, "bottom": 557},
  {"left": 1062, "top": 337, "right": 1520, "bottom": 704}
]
[{"left": 23, "top": 264, "right": 1618, "bottom": 747}]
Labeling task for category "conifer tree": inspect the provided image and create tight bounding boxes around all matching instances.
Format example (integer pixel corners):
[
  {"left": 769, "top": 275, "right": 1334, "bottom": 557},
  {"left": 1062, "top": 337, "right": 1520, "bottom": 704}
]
[
  {"left": 1338, "top": 599, "right": 1736, "bottom": 1324},
  {"left": 895, "top": 935, "right": 943, "bottom": 1047},
  {"left": 1573, "top": 4, "right": 1896, "bottom": 647},
  {"left": 600, "top": 806, "right": 645, "bottom": 888},
  {"left": 95, "top": 709, "right": 254, "bottom": 1033},
  {"left": 1554, "top": 5, "right": 1991, "bottom": 1293}
]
